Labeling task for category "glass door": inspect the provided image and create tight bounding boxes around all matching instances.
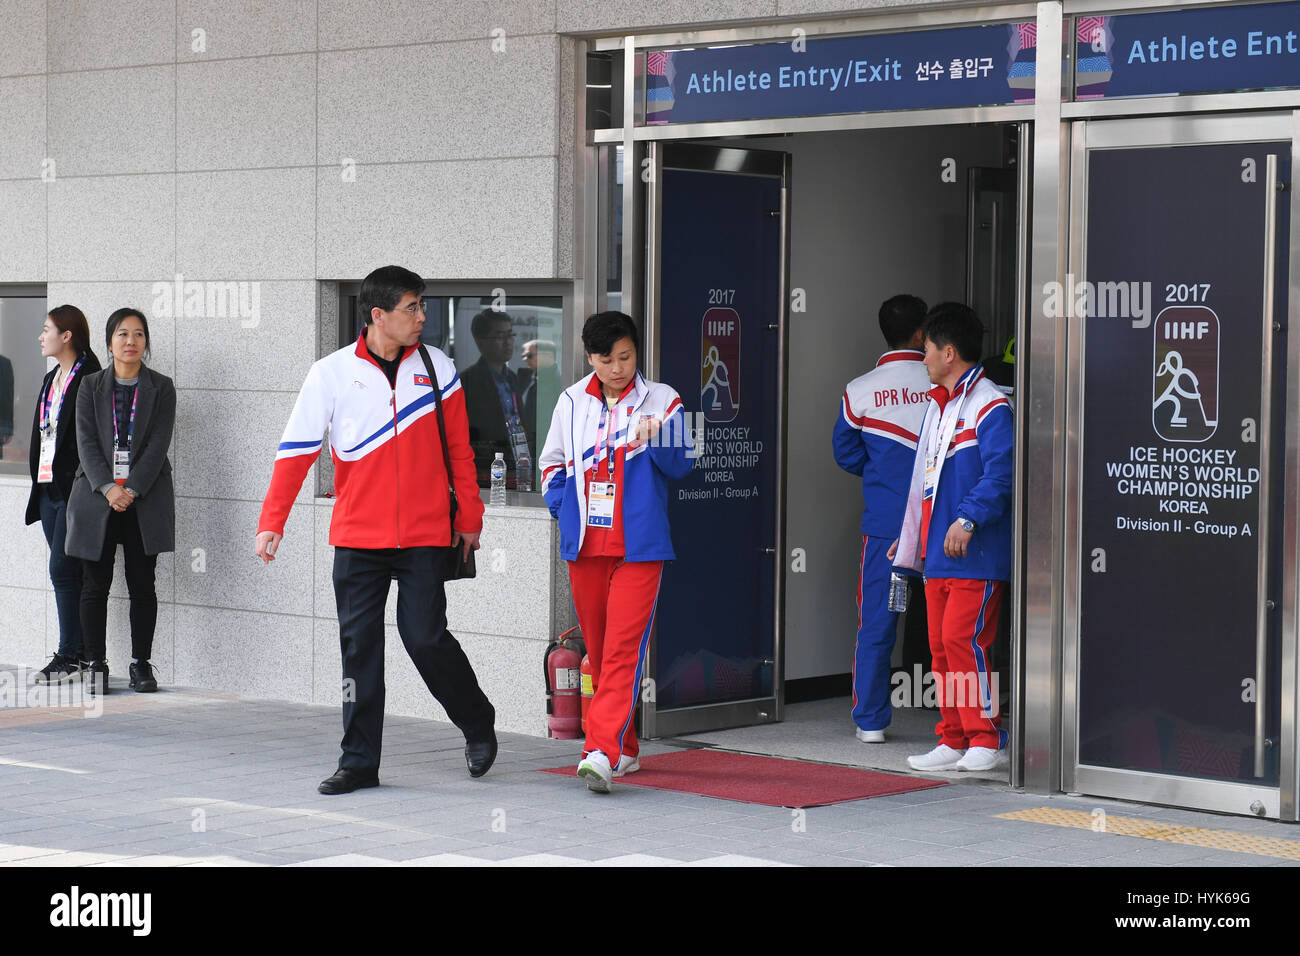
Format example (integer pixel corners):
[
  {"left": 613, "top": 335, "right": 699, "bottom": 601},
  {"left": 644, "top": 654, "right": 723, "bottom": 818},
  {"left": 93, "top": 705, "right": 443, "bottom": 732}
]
[{"left": 1063, "top": 113, "right": 1296, "bottom": 818}]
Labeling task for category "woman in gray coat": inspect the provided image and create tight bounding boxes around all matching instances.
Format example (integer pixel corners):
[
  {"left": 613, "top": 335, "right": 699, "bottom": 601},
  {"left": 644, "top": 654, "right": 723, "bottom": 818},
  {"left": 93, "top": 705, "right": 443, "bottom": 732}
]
[{"left": 65, "top": 308, "right": 175, "bottom": 695}]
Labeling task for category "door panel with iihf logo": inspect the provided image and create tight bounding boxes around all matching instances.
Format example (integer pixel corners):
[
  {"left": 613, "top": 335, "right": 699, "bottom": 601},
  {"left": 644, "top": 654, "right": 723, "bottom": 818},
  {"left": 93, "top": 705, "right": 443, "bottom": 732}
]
[
  {"left": 642, "top": 143, "right": 787, "bottom": 739},
  {"left": 1064, "top": 114, "right": 1296, "bottom": 819}
]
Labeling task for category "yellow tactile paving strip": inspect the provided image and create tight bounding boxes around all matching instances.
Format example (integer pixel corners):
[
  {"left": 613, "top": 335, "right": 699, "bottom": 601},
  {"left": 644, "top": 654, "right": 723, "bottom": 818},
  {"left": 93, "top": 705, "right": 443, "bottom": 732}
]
[{"left": 998, "top": 806, "right": 1300, "bottom": 861}]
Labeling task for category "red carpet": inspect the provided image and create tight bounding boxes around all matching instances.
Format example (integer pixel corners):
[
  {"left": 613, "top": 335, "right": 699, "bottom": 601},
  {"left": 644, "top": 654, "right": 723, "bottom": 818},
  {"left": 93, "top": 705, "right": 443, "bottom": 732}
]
[{"left": 540, "top": 749, "right": 947, "bottom": 807}]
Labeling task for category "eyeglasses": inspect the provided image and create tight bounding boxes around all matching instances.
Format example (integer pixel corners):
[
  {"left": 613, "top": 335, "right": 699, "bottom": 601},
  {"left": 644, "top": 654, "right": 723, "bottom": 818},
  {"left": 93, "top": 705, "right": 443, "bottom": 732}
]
[{"left": 391, "top": 302, "right": 427, "bottom": 315}]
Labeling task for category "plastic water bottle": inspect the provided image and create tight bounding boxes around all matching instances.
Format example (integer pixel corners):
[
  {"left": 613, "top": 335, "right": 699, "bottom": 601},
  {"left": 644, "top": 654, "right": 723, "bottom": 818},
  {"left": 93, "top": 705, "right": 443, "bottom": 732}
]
[
  {"left": 887, "top": 572, "right": 910, "bottom": 613},
  {"left": 515, "top": 446, "right": 533, "bottom": 493},
  {"left": 490, "top": 453, "right": 506, "bottom": 506}
]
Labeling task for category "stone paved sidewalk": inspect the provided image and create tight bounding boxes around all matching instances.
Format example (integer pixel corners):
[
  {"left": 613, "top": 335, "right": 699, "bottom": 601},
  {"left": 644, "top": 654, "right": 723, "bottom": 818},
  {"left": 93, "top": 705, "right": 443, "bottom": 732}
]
[{"left": 1, "top": 668, "right": 1298, "bottom": 867}]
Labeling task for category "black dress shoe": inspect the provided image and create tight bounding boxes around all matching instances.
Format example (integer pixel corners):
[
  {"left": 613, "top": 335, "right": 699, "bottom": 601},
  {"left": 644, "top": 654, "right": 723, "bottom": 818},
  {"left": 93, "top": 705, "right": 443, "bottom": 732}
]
[
  {"left": 317, "top": 768, "right": 379, "bottom": 795},
  {"left": 465, "top": 731, "right": 498, "bottom": 778}
]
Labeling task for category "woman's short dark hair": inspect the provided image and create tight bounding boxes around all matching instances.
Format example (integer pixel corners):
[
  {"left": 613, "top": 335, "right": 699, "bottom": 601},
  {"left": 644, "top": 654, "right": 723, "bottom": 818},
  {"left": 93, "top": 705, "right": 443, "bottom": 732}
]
[
  {"left": 359, "top": 265, "right": 425, "bottom": 325},
  {"left": 105, "top": 308, "right": 151, "bottom": 359},
  {"left": 582, "top": 311, "right": 639, "bottom": 357},
  {"left": 47, "top": 304, "right": 97, "bottom": 361}
]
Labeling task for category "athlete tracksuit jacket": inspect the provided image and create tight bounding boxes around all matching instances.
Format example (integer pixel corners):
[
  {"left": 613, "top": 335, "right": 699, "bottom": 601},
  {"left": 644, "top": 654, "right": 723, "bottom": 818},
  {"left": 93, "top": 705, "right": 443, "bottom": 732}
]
[
  {"left": 833, "top": 350, "right": 933, "bottom": 732},
  {"left": 893, "top": 364, "right": 1013, "bottom": 751},
  {"left": 258, "top": 333, "right": 484, "bottom": 548},
  {"left": 258, "top": 333, "right": 495, "bottom": 773},
  {"left": 540, "top": 372, "right": 693, "bottom": 766}
]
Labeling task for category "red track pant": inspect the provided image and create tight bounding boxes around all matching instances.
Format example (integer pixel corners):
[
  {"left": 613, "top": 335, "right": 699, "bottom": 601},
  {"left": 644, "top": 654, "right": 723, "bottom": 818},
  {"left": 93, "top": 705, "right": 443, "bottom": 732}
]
[
  {"left": 567, "top": 557, "right": 663, "bottom": 764},
  {"left": 924, "top": 577, "right": 1007, "bottom": 751}
]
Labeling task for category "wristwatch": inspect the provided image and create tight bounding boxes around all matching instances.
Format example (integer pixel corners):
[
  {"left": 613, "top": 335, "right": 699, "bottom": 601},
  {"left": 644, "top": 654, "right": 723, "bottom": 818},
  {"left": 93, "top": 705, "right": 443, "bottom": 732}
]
[{"left": 957, "top": 517, "right": 976, "bottom": 533}]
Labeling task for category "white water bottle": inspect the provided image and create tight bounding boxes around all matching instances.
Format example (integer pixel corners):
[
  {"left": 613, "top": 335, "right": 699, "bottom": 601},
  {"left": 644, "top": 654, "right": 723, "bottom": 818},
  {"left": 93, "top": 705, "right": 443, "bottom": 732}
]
[{"left": 490, "top": 453, "right": 506, "bottom": 506}]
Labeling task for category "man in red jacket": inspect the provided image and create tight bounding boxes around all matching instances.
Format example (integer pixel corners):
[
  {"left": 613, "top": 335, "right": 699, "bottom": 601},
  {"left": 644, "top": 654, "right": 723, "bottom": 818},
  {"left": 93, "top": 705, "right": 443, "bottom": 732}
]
[{"left": 255, "top": 265, "right": 497, "bottom": 794}]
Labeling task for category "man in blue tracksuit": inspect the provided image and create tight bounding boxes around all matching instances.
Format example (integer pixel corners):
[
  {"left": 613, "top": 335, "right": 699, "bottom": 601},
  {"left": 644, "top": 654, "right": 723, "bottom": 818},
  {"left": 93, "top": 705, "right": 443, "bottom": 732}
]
[{"left": 832, "top": 295, "right": 931, "bottom": 743}]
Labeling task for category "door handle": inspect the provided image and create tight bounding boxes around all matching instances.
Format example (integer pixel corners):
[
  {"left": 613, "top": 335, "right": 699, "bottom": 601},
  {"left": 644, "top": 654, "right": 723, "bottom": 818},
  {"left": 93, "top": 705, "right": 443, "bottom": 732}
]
[{"left": 1254, "top": 153, "right": 1280, "bottom": 778}]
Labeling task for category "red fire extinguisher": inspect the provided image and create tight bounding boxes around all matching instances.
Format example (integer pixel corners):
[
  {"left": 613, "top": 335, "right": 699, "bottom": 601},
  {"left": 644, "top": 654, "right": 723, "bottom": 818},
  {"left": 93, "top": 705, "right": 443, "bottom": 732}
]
[
  {"left": 544, "top": 626, "right": 585, "bottom": 739},
  {"left": 580, "top": 653, "right": 595, "bottom": 736}
]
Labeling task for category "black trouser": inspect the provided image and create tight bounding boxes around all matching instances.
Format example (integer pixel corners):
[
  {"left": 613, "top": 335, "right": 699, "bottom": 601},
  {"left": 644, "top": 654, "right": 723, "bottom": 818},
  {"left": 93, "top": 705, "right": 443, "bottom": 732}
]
[
  {"left": 332, "top": 546, "right": 495, "bottom": 773},
  {"left": 80, "top": 508, "right": 158, "bottom": 662}
]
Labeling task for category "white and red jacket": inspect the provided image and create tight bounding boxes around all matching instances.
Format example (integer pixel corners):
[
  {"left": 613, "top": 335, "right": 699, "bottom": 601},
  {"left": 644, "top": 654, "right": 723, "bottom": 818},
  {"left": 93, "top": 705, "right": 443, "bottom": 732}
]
[
  {"left": 258, "top": 332, "right": 484, "bottom": 549},
  {"left": 832, "top": 349, "right": 932, "bottom": 537}
]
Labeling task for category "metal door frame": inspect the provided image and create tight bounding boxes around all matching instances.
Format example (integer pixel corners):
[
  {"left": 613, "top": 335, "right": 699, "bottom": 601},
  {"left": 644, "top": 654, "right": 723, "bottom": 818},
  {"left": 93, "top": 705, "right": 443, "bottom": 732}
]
[
  {"left": 1061, "top": 111, "right": 1300, "bottom": 819},
  {"left": 640, "top": 142, "right": 790, "bottom": 739}
]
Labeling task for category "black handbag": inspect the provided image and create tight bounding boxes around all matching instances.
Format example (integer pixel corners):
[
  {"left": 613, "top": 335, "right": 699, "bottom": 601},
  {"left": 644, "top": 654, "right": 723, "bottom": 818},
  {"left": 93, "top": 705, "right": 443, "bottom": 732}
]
[{"left": 418, "top": 345, "right": 476, "bottom": 580}]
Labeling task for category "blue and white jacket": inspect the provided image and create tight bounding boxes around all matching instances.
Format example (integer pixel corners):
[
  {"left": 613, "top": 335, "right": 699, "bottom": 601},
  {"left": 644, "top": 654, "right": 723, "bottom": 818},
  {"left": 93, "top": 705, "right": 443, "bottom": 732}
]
[
  {"left": 832, "top": 349, "right": 932, "bottom": 537},
  {"left": 893, "top": 365, "right": 1014, "bottom": 582},
  {"left": 539, "top": 372, "right": 694, "bottom": 561}
]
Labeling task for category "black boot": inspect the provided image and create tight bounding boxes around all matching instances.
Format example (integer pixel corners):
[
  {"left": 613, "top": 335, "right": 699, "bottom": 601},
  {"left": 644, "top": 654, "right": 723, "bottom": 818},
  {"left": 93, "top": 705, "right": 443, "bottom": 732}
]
[
  {"left": 129, "top": 660, "right": 158, "bottom": 693},
  {"left": 86, "top": 661, "right": 110, "bottom": 696}
]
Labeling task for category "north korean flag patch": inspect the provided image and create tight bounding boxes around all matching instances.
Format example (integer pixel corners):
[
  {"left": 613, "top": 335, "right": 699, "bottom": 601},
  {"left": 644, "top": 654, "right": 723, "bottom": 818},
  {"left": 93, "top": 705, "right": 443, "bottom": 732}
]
[{"left": 414, "top": 374, "right": 433, "bottom": 387}]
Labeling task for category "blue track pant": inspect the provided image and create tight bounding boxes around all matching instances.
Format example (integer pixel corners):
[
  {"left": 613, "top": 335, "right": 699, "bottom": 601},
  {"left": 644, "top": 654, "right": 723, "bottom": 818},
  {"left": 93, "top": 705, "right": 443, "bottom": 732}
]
[{"left": 852, "top": 534, "right": 899, "bottom": 732}]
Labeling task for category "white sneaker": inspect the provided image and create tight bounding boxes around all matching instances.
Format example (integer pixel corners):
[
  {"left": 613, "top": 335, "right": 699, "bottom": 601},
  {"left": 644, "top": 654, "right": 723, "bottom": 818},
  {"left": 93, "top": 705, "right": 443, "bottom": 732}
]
[
  {"left": 613, "top": 754, "right": 640, "bottom": 777},
  {"left": 956, "top": 746, "right": 1004, "bottom": 772},
  {"left": 906, "top": 744, "right": 966, "bottom": 771},
  {"left": 855, "top": 728, "right": 886, "bottom": 743},
  {"left": 577, "top": 750, "right": 613, "bottom": 792}
]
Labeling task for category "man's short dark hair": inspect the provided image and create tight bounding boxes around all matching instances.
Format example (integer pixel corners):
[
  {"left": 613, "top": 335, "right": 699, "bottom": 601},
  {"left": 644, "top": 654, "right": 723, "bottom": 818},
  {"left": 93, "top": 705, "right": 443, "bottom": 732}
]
[
  {"left": 471, "top": 308, "right": 512, "bottom": 340},
  {"left": 359, "top": 265, "right": 425, "bottom": 325},
  {"left": 582, "top": 311, "right": 639, "bottom": 357},
  {"left": 922, "top": 302, "right": 985, "bottom": 364},
  {"left": 879, "top": 294, "right": 927, "bottom": 349}
]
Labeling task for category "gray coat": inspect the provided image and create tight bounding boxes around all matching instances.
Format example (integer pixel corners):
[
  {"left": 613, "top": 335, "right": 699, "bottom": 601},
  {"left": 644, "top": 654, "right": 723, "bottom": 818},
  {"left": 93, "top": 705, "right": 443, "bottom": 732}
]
[{"left": 65, "top": 365, "right": 176, "bottom": 560}]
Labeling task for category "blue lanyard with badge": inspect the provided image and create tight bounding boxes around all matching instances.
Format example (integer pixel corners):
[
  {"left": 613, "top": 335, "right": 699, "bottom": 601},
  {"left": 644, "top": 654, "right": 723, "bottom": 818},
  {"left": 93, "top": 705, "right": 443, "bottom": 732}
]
[
  {"left": 587, "top": 399, "right": 620, "bottom": 527},
  {"left": 36, "top": 357, "right": 85, "bottom": 484},
  {"left": 112, "top": 385, "right": 139, "bottom": 486}
]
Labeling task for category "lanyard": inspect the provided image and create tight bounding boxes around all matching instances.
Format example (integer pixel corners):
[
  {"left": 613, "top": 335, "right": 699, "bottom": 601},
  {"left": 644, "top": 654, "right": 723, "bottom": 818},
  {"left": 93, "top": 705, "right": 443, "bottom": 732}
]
[
  {"left": 113, "top": 384, "right": 139, "bottom": 450},
  {"left": 40, "top": 356, "right": 84, "bottom": 434},
  {"left": 592, "top": 402, "right": 619, "bottom": 480}
]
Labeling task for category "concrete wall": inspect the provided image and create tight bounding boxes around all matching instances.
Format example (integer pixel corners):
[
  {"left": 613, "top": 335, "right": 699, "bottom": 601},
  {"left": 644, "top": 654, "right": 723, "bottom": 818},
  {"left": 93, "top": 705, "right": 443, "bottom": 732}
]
[{"left": 0, "top": 0, "right": 994, "bottom": 733}]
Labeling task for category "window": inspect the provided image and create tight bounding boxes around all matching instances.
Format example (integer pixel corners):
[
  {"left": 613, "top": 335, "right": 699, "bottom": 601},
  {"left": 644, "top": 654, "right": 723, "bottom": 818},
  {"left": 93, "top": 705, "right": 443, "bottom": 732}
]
[
  {"left": 339, "top": 284, "right": 568, "bottom": 494},
  {"left": 0, "top": 287, "right": 49, "bottom": 477}
]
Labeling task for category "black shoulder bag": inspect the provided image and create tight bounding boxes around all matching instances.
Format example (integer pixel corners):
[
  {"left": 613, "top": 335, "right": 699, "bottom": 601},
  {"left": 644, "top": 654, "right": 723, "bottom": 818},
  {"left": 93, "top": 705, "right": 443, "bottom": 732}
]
[{"left": 418, "top": 345, "right": 476, "bottom": 580}]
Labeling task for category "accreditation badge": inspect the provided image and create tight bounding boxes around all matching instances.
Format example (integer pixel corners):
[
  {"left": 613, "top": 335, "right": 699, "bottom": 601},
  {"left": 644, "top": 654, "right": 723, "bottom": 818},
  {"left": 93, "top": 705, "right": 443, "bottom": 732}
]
[
  {"left": 37, "top": 437, "right": 56, "bottom": 483},
  {"left": 587, "top": 481, "right": 616, "bottom": 527},
  {"left": 113, "top": 449, "right": 130, "bottom": 485},
  {"left": 923, "top": 454, "right": 939, "bottom": 496}
]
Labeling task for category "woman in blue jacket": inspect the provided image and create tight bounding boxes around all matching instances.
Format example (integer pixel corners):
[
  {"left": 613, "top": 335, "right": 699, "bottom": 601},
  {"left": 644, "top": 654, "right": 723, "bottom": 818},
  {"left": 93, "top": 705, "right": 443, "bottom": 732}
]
[{"left": 539, "top": 312, "right": 694, "bottom": 792}]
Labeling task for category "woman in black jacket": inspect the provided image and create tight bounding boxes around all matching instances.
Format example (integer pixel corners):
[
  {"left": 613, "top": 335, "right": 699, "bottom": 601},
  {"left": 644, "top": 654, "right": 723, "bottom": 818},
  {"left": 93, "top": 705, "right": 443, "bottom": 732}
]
[
  {"left": 25, "top": 305, "right": 102, "bottom": 685},
  {"left": 65, "top": 308, "right": 176, "bottom": 695}
]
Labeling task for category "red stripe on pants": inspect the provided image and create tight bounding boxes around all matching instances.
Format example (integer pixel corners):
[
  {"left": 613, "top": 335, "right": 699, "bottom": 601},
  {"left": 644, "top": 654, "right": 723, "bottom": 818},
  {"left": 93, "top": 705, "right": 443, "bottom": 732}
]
[
  {"left": 567, "top": 557, "right": 663, "bottom": 763},
  {"left": 924, "top": 577, "right": 1006, "bottom": 751}
]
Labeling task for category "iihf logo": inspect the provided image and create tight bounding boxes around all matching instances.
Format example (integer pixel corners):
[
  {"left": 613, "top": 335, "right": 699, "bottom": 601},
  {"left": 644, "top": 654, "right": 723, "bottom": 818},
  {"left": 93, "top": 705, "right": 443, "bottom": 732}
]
[
  {"left": 1152, "top": 306, "right": 1219, "bottom": 443},
  {"left": 701, "top": 307, "right": 740, "bottom": 423}
]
